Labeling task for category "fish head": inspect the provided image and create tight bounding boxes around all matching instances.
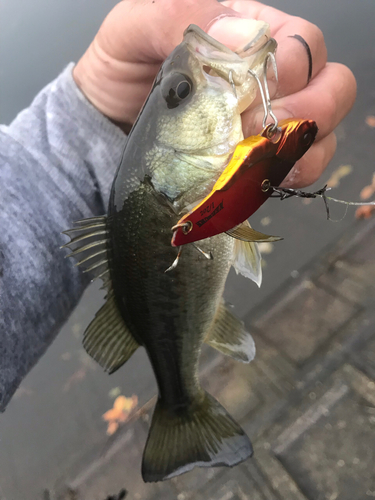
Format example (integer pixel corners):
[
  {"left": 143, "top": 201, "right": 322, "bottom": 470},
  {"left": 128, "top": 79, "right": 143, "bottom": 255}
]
[
  {"left": 150, "top": 23, "right": 277, "bottom": 158},
  {"left": 274, "top": 118, "right": 318, "bottom": 162},
  {"left": 141, "top": 24, "right": 277, "bottom": 205}
]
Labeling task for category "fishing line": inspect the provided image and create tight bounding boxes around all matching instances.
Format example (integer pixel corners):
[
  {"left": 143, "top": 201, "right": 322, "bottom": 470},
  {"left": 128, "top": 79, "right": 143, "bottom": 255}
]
[{"left": 270, "top": 184, "right": 375, "bottom": 222}]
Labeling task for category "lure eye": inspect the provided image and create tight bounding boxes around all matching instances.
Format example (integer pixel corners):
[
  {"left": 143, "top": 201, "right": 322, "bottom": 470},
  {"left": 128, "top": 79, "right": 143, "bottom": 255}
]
[
  {"left": 302, "top": 132, "right": 313, "bottom": 147},
  {"left": 162, "top": 73, "right": 193, "bottom": 109}
]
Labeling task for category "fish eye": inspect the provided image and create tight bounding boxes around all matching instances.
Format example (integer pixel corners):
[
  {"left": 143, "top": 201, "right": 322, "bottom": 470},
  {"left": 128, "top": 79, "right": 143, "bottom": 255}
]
[
  {"left": 302, "top": 132, "right": 313, "bottom": 147},
  {"left": 162, "top": 73, "right": 193, "bottom": 109},
  {"left": 176, "top": 81, "right": 191, "bottom": 99}
]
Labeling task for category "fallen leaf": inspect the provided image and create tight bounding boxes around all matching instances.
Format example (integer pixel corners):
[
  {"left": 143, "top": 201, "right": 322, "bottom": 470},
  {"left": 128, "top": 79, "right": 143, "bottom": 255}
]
[
  {"left": 356, "top": 205, "right": 375, "bottom": 219},
  {"left": 71, "top": 324, "right": 82, "bottom": 338},
  {"left": 63, "top": 368, "right": 86, "bottom": 393},
  {"left": 102, "top": 395, "right": 139, "bottom": 435},
  {"left": 106, "top": 421, "right": 119, "bottom": 436},
  {"left": 258, "top": 242, "right": 274, "bottom": 254},
  {"left": 108, "top": 387, "right": 122, "bottom": 399},
  {"left": 326, "top": 165, "right": 352, "bottom": 188},
  {"left": 103, "top": 408, "right": 123, "bottom": 422},
  {"left": 366, "top": 115, "right": 375, "bottom": 128},
  {"left": 360, "top": 185, "right": 375, "bottom": 200}
]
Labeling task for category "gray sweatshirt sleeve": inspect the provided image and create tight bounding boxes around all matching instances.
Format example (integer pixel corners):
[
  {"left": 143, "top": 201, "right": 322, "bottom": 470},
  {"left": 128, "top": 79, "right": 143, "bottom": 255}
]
[{"left": 0, "top": 63, "right": 126, "bottom": 411}]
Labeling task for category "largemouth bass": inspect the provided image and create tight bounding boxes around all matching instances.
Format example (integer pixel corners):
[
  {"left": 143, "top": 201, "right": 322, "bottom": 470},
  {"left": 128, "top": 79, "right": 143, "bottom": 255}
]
[{"left": 63, "top": 23, "right": 278, "bottom": 482}]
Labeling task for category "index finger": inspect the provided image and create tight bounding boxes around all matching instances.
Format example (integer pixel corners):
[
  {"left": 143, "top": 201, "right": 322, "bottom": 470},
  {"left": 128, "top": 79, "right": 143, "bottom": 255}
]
[{"left": 222, "top": 1, "right": 328, "bottom": 98}]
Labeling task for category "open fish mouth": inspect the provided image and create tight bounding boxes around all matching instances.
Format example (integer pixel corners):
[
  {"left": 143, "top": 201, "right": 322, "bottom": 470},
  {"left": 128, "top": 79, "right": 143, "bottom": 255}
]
[{"left": 183, "top": 23, "right": 277, "bottom": 87}]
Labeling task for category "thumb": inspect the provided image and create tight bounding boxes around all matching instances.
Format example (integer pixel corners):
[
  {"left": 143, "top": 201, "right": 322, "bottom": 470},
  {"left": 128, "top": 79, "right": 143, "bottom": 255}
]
[{"left": 98, "top": 0, "right": 263, "bottom": 62}]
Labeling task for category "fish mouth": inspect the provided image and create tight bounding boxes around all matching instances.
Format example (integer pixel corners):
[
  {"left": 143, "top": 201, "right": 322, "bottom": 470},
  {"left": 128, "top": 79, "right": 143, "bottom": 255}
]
[{"left": 183, "top": 24, "right": 277, "bottom": 87}]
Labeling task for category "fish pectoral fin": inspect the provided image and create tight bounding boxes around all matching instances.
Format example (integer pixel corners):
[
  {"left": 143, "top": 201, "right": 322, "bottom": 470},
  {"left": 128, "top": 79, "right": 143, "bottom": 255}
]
[
  {"left": 83, "top": 290, "right": 139, "bottom": 374},
  {"left": 142, "top": 391, "right": 253, "bottom": 482},
  {"left": 231, "top": 222, "right": 262, "bottom": 286},
  {"left": 205, "top": 301, "right": 256, "bottom": 363},
  {"left": 226, "top": 221, "right": 282, "bottom": 242}
]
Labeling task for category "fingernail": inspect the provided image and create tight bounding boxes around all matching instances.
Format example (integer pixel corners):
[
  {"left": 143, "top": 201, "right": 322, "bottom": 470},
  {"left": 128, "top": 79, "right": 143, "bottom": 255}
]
[
  {"left": 246, "top": 107, "right": 294, "bottom": 135},
  {"left": 207, "top": 17, "right": 269, "bottom": 52}
]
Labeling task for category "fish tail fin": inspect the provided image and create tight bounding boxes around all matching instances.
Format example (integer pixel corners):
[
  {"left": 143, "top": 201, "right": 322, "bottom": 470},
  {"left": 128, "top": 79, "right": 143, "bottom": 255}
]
[{"left": 142, "top": 391, "right": 253, "bottom": 482}]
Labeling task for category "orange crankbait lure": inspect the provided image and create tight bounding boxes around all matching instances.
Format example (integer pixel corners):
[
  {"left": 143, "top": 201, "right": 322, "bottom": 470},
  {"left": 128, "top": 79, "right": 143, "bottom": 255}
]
[{"left": 171, "top": 118, "right": 318, "bottom": 247}]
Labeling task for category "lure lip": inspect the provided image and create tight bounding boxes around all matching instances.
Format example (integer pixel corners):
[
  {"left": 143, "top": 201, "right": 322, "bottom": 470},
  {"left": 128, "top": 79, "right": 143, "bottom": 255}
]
[{"left": 171, "top": 118, "right": 318, "bottom": 247}]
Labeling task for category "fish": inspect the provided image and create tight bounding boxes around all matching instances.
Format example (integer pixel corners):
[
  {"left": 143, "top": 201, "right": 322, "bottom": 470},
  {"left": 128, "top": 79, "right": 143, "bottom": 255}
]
[
  {"left": 62, "top": 23, "right": 278, "bottom": 482},
  {"left": 171, "top": 118, "right": 318, "bottom": 246}
]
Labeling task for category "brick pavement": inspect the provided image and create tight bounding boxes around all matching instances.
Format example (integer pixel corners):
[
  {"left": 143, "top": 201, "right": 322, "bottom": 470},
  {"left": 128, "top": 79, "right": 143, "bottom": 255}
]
[{"left": 54, "top": 217, "right": 375, "bottom": 500}]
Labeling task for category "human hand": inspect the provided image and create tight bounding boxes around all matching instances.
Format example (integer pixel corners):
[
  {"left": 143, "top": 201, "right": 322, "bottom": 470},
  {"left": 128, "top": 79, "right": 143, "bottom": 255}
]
[{"left": 73, "top": 0, "right": 356, "bottom": 188}]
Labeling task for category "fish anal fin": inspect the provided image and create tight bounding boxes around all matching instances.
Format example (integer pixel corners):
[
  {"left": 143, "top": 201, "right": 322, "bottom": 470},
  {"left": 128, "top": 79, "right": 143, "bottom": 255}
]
[
  {"left": 226, "top": 221, "right": 282, "bottom": 242},
  {"left": 206, "top": 301, "right": 256, "bottom": 363},
  {"left": 83, "top": 290, "right": 139, "bottom": 374},
  {"left": 142, "top": 391, "right": 253, "bottom": 482}
]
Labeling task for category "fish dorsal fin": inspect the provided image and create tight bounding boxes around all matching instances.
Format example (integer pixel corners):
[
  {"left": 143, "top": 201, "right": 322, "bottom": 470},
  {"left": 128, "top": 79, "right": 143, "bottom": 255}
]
[
  {"left": 226, "top": 220, "right": 282, "bottom": 242},
  {"left": 205, "top": 301, "right": 256, "bottom": 363},
  {"left": 83, "top": 289, "right": 139, "bottom": 374},
  {"left": 61, "top": 215, "right": 110, "bottom": 287}
]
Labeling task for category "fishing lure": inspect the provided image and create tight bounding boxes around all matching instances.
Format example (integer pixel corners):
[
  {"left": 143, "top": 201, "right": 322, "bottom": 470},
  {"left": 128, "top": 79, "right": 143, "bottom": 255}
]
[{"left": 171, "top": 118, "right": 318, "bottom": 247}]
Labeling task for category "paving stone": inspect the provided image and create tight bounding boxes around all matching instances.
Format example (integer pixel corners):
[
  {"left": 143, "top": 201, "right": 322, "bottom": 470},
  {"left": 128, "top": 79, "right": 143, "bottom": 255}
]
[
  {"left": 315, "top": 259, "right": 372, "bottom": 303},
  {"left": 202, "top": 355, "right": 262, "bottom": 422},
  {"left": 251, "top": 280, "right": 358, "bottom": 365},
  {"left": 196, "top": 465, "right": 277, "bottom": 500},
  {"left": 276, "top": 387, "right": 375, "bottom": 499},
  {"left": 252, "top": 366, "right": 375, "bottom": 500},
  {"left": 59, "top": 415, "right": 175, "bottom": 500},
  {"left": 351, "top": 329, "right": 375, "bottom": 380}
]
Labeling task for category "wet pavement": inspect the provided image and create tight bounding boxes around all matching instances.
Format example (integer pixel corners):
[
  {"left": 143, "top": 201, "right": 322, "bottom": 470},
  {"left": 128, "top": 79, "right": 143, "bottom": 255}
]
[
  {"left": 1, "top": 0, "right": 375, "bottom": 499},
  {"left": 55, "top": 216, "right": 375, "bottom": 500}
]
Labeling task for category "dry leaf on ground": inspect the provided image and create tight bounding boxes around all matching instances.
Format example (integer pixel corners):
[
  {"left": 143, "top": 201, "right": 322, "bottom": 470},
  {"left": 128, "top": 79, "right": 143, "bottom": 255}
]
[
  {"left": 108, "top": 387, "right": 122, "bottom": 399},
  {"left": 326, "top": 165, "right": 352, "bottom": 189},
  {"left": 355, "top": 205, "right": 375, "bottom": 219},
  {"left": 258, "top": 242, "right": 274, "bottom": 254},
  {"left": 365, "top": 115, "right": 375, "bottom": 128},
  {"left": 63, "top": 368, "right": 87, "bottom": 393},
  {"left": 356, "top": 173, "right": 375, "bottom": 219},
  {"left": 260, "top": 216, "right": 271, "bottom": 226},
  {"left": 103, "top": 395, "right": 139, "bottom": 435}
]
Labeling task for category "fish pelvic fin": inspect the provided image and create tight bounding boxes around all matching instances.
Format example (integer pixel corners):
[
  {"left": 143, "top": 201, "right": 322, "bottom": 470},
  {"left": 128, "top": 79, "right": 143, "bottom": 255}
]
[
  {"left": 83, "top": 289, "right": 139, "bottom": 374},
  {"left": 205, "top": 301, "right": 256, "bottom": 363},
  {"left": 230, "top": 221, "right": 263, "bottom": 287},
  {"left": 141, "top": 391, "right": 253, "bottom": 482}
]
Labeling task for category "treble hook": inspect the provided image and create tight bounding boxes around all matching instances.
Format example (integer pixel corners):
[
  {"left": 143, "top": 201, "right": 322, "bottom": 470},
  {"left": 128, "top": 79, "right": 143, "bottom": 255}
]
[
  {"left": 248, "top": 68, "right": 268, "bottom": 126},
  {"left": 262, "top": 52, "right": 279, "bottom": 131},
  {"left": 165, "top": 246, "right": 183, "bottom": 273},
  {"left": 248, "top": 51, "right": 279, "bottom": 134},
  {"left": 192, "top": 243, "right": 213, "bottom": 260}
]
